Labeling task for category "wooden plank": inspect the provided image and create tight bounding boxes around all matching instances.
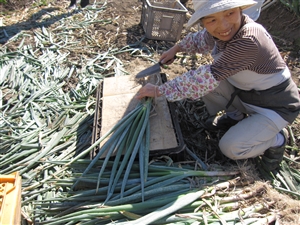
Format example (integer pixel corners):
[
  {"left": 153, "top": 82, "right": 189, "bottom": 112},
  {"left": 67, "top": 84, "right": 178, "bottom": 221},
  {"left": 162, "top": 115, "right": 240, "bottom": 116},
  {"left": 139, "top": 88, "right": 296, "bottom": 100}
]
[{"left": 100, "top": 75, "right": 178, "bottom": 155}]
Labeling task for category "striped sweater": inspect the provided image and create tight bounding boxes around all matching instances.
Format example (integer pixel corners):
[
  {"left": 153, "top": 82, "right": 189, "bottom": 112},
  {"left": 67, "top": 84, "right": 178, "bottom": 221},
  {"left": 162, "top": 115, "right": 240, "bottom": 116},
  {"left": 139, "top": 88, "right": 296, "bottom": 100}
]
[{"left": 158, "top": 15, "right": 287, "bottom": 101}]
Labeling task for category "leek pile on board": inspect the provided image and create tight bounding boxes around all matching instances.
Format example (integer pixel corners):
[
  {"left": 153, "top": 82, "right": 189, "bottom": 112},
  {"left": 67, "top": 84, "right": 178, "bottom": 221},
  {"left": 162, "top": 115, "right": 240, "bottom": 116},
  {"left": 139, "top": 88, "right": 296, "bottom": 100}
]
[{"left": 71, "top": 97, "right": 152, "bottom": 204}]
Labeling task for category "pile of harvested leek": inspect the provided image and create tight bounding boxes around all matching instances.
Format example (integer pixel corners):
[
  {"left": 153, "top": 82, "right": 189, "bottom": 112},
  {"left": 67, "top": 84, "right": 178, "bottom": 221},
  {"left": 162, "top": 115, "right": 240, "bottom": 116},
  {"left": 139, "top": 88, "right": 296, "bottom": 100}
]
[
  {"left": 30, "top": 165, "right": 278, "bottom": 225},
  {"left": 71, "top": 97, "right": 152, "bottom": 204},
  {"left": 1, "top": 1, "right": 300, "bottom": 224}
]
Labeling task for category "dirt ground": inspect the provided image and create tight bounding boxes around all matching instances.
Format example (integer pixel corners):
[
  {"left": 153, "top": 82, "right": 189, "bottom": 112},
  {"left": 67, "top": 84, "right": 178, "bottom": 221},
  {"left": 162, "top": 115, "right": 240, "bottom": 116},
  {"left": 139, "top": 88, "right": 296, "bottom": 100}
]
[{"left": 1, "top": 0, "right": 300, "bottom": 224}]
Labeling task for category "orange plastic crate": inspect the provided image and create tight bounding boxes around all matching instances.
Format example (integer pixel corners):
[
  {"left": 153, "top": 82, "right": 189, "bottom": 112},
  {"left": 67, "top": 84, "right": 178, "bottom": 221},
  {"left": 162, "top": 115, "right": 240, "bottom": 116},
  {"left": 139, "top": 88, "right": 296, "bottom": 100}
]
[{"left": 0, "top": 172, "right": 22, "bottom": 225}]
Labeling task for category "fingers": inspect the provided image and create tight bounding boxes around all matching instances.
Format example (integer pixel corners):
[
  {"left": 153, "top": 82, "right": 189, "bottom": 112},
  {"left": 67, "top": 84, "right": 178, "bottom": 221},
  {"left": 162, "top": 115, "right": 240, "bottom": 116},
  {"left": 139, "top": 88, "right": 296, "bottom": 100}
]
[
  {"left": 165, "top": 57, "right": 175, "bottom": 65},
  {"left": 135, "top": 84, "right": 157, "bottom": 99},
  {"left": 160, "top": 50, "right": 174, "bottom": 64},
  {"left": 135, "top": 90, "right": 143, "bottom": 99},
  {"left": 160, "top": 56, "right": 174, "bottom": 65},
  {"left": 160, "top": 45, "right": 179, "bottom": 64},
  {"left": 135, "top": 87, "right": 147, "bottom": 99}
]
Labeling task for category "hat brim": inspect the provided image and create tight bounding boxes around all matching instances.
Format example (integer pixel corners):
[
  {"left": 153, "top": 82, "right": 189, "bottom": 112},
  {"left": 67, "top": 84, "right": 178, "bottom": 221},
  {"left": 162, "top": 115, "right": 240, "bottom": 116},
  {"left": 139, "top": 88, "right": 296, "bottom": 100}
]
[{"left": 187, "top": 1, "right": 257, "bottom": 28}]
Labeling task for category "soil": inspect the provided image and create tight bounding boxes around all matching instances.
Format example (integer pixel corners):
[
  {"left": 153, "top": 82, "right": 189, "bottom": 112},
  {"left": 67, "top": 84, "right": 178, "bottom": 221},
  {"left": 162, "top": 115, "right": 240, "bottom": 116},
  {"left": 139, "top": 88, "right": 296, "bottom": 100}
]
[{"left": 1, "top": 1, "right": 300, "bottom": 223}]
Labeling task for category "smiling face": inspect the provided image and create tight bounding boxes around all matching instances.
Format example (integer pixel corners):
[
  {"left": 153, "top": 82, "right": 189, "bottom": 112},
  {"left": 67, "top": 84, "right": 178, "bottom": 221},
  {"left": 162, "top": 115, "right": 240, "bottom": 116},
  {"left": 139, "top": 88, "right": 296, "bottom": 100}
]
[{"left": 201, "top": 7, "right": 242, "bottom": 41}]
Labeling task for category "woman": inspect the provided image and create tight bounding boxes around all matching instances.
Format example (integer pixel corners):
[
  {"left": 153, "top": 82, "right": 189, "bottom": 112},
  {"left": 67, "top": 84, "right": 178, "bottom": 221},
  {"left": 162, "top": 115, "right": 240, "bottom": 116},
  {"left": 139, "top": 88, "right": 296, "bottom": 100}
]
[{"left": 136, "top": 0, "right": 300, "bottom": 171}]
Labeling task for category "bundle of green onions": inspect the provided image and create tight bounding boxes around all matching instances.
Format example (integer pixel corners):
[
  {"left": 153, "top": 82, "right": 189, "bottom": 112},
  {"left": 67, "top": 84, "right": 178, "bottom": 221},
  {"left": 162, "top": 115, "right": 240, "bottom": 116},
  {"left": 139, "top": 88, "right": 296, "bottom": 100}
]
[
  {"left": 71, "top": 97, "right": 152, "bottom": 203},
  {"left": 29, "top": 168, "right": 277, "bottom": 224}
]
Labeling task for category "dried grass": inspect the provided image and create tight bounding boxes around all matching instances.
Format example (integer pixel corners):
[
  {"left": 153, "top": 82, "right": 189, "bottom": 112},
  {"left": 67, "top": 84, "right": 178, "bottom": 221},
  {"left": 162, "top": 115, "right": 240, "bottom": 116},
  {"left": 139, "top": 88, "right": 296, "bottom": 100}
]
[{"left": 262, "top": 182, "right": 300, "bottom": 225}]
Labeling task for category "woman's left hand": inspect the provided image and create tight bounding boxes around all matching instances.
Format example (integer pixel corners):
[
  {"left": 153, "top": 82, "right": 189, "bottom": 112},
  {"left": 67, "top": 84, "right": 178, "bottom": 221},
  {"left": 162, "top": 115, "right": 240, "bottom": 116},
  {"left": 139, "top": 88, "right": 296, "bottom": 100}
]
[{"left": 135, "top": 83, "right": 161, "bottom": 99}]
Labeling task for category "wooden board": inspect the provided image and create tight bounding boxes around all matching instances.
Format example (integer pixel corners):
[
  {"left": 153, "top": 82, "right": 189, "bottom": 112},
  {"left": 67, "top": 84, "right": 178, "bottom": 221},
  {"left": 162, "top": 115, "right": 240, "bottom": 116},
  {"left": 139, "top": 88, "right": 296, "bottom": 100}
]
[{"left": 101, "top": 74, "right": 178, "bottom": 155}]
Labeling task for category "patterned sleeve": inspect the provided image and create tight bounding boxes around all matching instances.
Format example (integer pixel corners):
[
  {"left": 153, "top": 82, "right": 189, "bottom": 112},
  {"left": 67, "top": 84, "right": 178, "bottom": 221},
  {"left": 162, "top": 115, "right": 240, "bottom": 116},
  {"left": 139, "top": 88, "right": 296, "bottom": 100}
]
[
  {"left": 158, "top": 65, "right": 220, "bottom": 102},
  {"left": 178, "top": 29, "right": 215, "bottom": 55}
]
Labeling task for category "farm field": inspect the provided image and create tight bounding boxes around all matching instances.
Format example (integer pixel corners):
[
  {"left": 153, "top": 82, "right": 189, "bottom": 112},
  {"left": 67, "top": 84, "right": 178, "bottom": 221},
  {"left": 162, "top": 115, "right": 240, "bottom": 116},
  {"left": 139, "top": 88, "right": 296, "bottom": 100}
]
[{"left": 1, "top": 0, "right": 300, "bottom": 224}]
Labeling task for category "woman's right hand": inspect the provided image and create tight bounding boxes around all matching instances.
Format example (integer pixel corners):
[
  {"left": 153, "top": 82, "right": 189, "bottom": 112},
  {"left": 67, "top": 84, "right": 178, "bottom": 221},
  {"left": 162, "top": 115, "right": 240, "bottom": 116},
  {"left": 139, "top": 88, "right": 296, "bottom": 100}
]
[{"left": 159, "top": 45, "right": 180, "bottom": 65}]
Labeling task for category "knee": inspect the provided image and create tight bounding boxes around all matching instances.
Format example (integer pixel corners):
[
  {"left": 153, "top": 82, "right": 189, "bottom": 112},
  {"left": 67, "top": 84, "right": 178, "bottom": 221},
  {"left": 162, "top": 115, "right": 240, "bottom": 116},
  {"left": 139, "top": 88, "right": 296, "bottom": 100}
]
[
  {"left": 219, "top": 136, "right": 248, "bottom": 160},
  {"left": 219, "top": 138, "right": 236, "bottom": 159}
]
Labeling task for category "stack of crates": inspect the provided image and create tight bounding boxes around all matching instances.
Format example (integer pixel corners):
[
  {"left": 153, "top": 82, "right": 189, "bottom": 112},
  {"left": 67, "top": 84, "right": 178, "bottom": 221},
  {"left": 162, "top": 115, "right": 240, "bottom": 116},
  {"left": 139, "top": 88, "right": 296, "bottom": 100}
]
[
  {"left": 141, "top": 0, "right": 188, "bottom": 42},
  {"left": 0, "top": 172, "right": 22, "bottom": 225}
]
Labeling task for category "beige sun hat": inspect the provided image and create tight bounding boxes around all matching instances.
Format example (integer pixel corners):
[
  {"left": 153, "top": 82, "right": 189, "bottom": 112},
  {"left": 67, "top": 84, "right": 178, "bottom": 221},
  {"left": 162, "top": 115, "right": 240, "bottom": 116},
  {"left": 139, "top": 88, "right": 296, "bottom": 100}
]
[{"left": 187, "top": 0, "right": 258, "bottom": 27}]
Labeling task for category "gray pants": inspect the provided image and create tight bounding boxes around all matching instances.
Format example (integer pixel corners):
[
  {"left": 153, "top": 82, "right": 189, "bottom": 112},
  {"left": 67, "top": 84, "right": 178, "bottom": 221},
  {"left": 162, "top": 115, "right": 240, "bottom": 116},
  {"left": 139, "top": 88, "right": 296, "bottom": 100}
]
[{"left": 202, "top": 80, "right": 287, "bottom": 160}]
